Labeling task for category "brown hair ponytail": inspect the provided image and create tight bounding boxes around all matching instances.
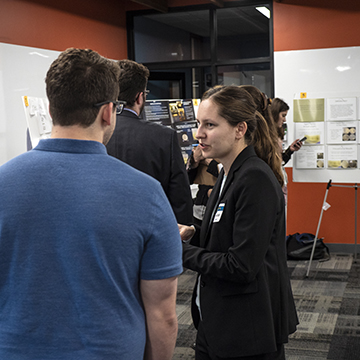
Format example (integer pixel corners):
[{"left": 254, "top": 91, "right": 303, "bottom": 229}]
[{"left": 251, "top": 111, "right": 284, "bottom": 187}]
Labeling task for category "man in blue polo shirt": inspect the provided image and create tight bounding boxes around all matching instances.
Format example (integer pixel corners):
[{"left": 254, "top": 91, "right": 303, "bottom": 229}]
[{"left": 0, "top": 48, "right": 182, "bottom": 360}]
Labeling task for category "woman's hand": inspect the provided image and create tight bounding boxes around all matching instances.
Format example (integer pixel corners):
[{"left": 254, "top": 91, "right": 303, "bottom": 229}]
[
  {"left": 192, "top": 145, "right": 204, "bottom": 164},
  {"left": 289, "top": 139, "right": 302, "bottom": 152}
]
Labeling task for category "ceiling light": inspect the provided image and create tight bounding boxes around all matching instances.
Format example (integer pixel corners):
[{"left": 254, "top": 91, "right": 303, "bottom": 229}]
[
  {"left": 336, "top": 66, "right": 351, "bottom": 72},
  {"left": 29, "top": 52, "right": 49, "bottom": 58},
  {"left": 256, "top": 6, "right": 270, "bottom": 19}
]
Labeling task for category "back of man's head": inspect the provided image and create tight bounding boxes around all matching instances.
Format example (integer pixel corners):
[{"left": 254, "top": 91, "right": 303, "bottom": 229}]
[
  {"left": 118, "top": 60, "right": 150, "bottom": 107},
  {"left": 46, "top": 48, "right": 120, "bottom": 127}
]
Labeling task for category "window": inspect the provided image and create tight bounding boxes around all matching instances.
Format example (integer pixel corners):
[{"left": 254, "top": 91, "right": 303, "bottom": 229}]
[
  {"left": 217, "top": 6, "right": 270, "bottom": 61},
  {"left": 128, "top": 1, "right": 273, "bottom": 99},
  {"left": 133, "top": 10, "right": 210, "bottom": 63}
]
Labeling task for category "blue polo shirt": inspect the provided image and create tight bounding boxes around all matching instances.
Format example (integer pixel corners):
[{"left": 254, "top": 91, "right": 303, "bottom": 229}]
[{"left": 0, "top": 139, "right": 183, "bottom": 359}]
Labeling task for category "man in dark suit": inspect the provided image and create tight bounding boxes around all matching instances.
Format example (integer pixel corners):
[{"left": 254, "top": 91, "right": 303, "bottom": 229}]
[{"left": 106, "top": 59, "right": 193, "bottom": 225}]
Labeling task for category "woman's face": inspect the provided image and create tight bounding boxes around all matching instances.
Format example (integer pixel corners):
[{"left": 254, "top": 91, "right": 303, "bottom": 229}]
[
  {"left": 196, "top": 99, "right": 243, "bottom": 169},
  {"left": 278, "top": 110, "right": 288, "bottom": 127}
]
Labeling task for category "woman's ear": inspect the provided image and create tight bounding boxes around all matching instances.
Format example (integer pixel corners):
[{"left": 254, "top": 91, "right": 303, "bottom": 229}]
[{"left": 235, "top": 121, "right": 247, "bottom": 139}]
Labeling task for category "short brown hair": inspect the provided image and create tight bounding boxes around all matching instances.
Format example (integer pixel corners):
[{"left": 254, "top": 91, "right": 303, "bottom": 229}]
[
  {"left": 46, "top": 48, "right": 120, "bottom": 127},
  {"left": 117, "top": 59, "right": 150, "bottom": 106}
]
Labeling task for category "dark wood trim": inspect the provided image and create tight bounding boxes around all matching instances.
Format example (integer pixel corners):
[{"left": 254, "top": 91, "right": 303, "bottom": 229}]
[{"left": 131, "top": 0, "right": 168, "bottom": 13}]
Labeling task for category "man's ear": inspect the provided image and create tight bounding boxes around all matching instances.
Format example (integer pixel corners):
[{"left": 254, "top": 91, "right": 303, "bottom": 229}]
[
  {"left": 135, "top": 92, "right": 143, "bottom": 105},
  {"left": 235, "top": 121, "right": 247, "bottom": 139},
  {"left": 100, "top": 103, "right": 113, "bottom": 126}
]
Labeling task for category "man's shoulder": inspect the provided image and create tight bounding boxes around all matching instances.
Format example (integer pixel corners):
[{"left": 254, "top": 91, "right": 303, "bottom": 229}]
[{"left": 0, "top": 150, "right": 34, "bottom": 174}]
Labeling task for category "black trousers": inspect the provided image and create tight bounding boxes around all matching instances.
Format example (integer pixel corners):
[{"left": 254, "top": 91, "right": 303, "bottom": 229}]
[{"left": 195, "top": 320, "right": 286, "bottom": 360}]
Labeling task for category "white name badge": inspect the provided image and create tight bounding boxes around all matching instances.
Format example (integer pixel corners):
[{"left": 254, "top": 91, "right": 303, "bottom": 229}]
[{"left": 213, "top": 203, "right": 225, "bottom": 223}]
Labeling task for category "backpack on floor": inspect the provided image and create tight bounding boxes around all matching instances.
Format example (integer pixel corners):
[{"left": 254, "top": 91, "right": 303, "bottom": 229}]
[{"left": 286, "top": 232, "right": 330, "bottom": 261}]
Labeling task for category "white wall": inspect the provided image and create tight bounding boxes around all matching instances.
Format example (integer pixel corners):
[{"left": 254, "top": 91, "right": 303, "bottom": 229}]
[
  {"left": 275, "top": 46, "right": 360, "bottom": 183},
  {"left": 0, "top": 43, "right": 59, "bottom": 166}
]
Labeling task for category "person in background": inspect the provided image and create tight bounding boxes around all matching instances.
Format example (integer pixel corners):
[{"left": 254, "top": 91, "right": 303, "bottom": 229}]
[
  {"left": 0, "top": 48, "right": 182, "bottom": 360},
  {"left": 106, "top": 59, "right": 193, "bottom": 225},
  {"left": 271, "top": 97, "right": 303, "bottom": 164},
  {"left": 186, "top": 144, "right": 220, "bottom": 226},
  {"left": 179, "top": 85, "right": 298, "bottom": 360}
]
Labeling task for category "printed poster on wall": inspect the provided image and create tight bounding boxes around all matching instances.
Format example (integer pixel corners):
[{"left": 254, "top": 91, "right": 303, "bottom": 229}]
[
  {"left": 175, "top": 121, "right": 198, "bottom": 164},
  {"left": 294, "top": 122, "right": 325, "bottom": 145},
  {"left": 326, "top": 121, "right": 358, "bottom": 144},
  {"left": 327, "top": 145, "right": 358, "bottom": 169},
  {"left": 295, "top": 145, "right": 325, "bottom": 169},
  {"left": 326, "top": 97, "right": 357, "bottom": 121},
  {"left": 169, "top": 99, "right": 197, "bottom": 124},
  {"left": 192, "top": 99, "right": 201, "bottom": 119},
  {"left": 22, "top": 96, "right": 52, "bottom": 148},
  {"left": 293, "top": 98, "right": 325, "bottom": 122},
  {"left": 143, "top": 100, "right": 172, "bottom": 126}
]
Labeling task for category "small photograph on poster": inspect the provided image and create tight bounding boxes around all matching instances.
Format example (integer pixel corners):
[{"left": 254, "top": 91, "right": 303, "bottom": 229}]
[
  {"left": 181, "top": 145, "right": 193, "bottom": 165},
  {"left": 175, "top": 121, "right": 198, "bottom": 163},
  {"left": 293, "top": 98, "right": 325, "bottom": 122},
  {"left": 327, "top": 145, "right": 358, "bottom": 169},
  {"left": 143, "top": 100, "right": 172, "bottom": 126},
  {"left": 295, "top": 145, "right": 325, "bottom": 169},
  {"left": 22, "top": 96, "right": 52, "bottom": 148},
  {"left": 326, "top": 121, "right": 358, "bottom": 144},
  {"left": 326, "top": 97, "right": 356, "bottom": 121},
  {"left": 169, "top": 100, "right": 186, "bottom": 123},
  {"left": 294, "top": 122, "right": 324, "bottom": 145}
]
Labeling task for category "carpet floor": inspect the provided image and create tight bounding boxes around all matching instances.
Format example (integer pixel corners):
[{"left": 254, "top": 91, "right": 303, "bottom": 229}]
[{"left": 173, "top": 253, "right": 360, "bottom": 360}]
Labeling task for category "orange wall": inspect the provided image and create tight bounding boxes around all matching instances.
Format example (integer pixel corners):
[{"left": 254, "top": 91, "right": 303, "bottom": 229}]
[
  {"left": 0, "top": 0, "right": 137, "bottom": 60},
  {"left": 0, "top": 0, "right": 232, "bottom": 58},
  {"left": 273, "top": 1, "right": 360, "bottom": 51},
  {"left": 274, "top": 1, "right": 360, "bottom": 244}
]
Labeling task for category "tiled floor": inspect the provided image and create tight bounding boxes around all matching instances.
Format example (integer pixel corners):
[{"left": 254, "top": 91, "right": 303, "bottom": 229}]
[{"left": 173, "top": 254, "right": 360, "bottom": 360}]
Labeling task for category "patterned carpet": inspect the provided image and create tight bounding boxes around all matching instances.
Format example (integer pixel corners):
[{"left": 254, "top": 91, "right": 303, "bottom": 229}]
[{"left": 173, "top": 254, "right": 360, "bottom": 360}]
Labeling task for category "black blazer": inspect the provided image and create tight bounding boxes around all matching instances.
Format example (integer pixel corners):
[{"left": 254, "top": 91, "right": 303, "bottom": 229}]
[
  {"left": 183, "top": 146, "right": 298, "bottom": 358},
  {"left": 106, "top": 109, "right": 193, "bottom": 225}
]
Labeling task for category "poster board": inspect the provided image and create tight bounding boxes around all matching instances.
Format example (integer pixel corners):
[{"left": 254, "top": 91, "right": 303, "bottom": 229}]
[
  {"left": 143, "top": 98, "right": 200, "bottom": 164},
  {"left": 274, "top": 46, "right": 360, "bottom": 183},
  {"left": 292, "top": 95, "right": 359, "bottom": 182},
  {"left": 0, "top": 42, "right": 60, "bottom": 166},
  {"left": 22, "top": 96, "right": 52, "bottom": 148}
]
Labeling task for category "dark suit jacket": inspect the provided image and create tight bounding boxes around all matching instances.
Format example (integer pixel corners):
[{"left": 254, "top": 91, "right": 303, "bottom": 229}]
[
  {"left": 106, "top": 109, "right": 193, "bottom": 225},
  {"left": 183, "top": 145, "right": 298, "bottom": 358}
]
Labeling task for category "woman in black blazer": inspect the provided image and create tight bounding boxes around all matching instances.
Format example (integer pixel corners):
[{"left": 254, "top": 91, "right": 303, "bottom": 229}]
[{"left": 179, "top": 85, "right": 298, "bottom": 360}]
